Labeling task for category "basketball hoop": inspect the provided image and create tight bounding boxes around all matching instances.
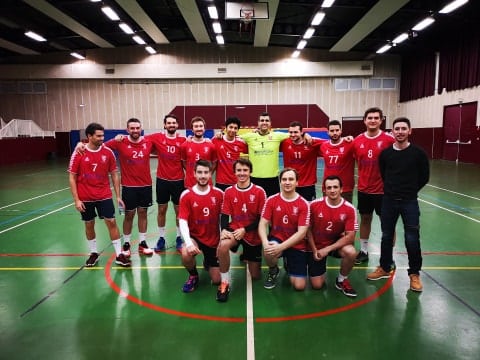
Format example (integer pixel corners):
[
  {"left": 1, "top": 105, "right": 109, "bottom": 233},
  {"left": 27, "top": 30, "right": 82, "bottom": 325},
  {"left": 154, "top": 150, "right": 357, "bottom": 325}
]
[{"left": 239, "top": 8, "right": 254, "bottom": 35}]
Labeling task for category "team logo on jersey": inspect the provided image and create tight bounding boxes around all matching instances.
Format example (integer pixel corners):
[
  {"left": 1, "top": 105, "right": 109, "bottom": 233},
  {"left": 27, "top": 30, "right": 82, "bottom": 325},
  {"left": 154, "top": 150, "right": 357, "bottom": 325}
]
[
  {"left": 234, "top": 197, "right": 238, "bottom": 203},
  {"left": 220, "top": 145, "right": 225, "bottom": 150},
  {"left": 249, "top": 195, "right": 255, "bottom": 202},
  {"left": 340, "top": 214, "right": 346, "bottom": 221},
  {"left": 211, "top": 197, "right": 217, "bottom": 204},
  {"left": 360, "top": 144, "right": 365, "bottom": 149},
  {"left": 204, "top": 147, "right": 209, "bottom": 153},
  {"left": 101, "top": 155, "right": 107, "bottom": 162},
  {"left": 143, "top": 143, "right": 147, "bottom": 149},
  {"left": 128, "top": 145, "right": 132, "bottom": 149},
  {"left": 324, "top": 149, "right": 329, "bottom": 155},
  {"left": 188, "top": 148, "right": 192, "bottom": 153},
  {"left": 234, "top": 146, "right": 238, "bottom": 151},
  {"left": 193, "top": 201, "right": 199, "bottom": 207},
  {"left": 293, "top": 206, "right": 298, "bottom": 215},
  {"left": 276, "top": 206, "right": 282, "bottom": 212},
  {"left": 318, "top": 212, "right": 324, "bottom": 218},
  {"left": 377, "top": 141, "right": 383, "bottom": 148},
  {"left": 340, "top": 147, "right": 345, "bottom": 153},
  {"left": 84, "top": 156, "right": 90, "bottom": 162}
]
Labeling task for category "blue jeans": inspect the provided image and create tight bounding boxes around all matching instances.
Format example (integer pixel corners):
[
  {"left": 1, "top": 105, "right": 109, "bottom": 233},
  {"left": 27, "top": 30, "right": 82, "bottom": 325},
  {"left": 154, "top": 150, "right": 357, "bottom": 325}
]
[{"left": 380, "top": 196, "right": 422, "bottom": 275}]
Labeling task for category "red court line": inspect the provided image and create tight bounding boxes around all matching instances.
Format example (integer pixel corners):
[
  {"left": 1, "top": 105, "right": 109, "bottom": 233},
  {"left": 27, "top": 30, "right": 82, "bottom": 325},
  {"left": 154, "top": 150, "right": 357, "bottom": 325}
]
[{"left": 0, "top": 253, "right": 87, "bottom": 257}]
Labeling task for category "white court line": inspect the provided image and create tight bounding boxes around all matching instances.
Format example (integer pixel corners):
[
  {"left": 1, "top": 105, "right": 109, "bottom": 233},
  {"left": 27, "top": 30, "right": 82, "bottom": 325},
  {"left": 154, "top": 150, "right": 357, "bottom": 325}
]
[
  {"left": 426, "top": 184, "right": 480, "bottom": 201},
  {"left": 0, "top": 188, "right": 70, "bottom": 210},
  {"left": 246, "top": 267, "right": 255, "bottom": 360},
  {"left": 419, "top": 198, "right": 480, "bottom": 224},
  {"left": 0, "top": 203, "right": 72, "bottom": 235}
]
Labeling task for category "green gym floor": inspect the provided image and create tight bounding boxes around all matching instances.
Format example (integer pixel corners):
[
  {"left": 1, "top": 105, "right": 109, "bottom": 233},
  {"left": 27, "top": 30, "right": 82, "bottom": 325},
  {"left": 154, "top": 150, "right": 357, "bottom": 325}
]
[{"left": 0, "top": 158, "right": 479, "bottom": 360}]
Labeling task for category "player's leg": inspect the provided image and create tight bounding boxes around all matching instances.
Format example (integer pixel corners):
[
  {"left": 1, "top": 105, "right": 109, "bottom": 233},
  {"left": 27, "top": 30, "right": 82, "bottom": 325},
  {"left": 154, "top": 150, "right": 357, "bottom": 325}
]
[
  {"left": 308, "top": 252, "right": 326, "bottom": 290},
  {"left": 285, "top": 248, "right": 308, "bottom": 291},
  {"left": 336, "top": 246, "right": 357, "bottom": 297},
  {"left": 100, "top": 199, "right": 131, "bottom": 267}
]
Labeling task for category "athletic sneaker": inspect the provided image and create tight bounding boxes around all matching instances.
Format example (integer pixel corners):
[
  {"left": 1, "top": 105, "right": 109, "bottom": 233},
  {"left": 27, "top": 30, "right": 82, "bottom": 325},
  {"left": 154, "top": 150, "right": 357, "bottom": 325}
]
[
  {"left": 154, "top": 237, "right": 166, "bottom": 253},
  {"left": 409, "top": 274, "right": 423, "bottom": 292},
  {"left": 85, "top": 252, "right": 99, "bottom": 267},
  {"left": 175, "top": 236, "right": 183, "bottom": 252},
  {"left": 138, "top": 241, "right": 154, "bottom": 256},
  {"left": 115, "top": 253, "right": 132, "bottom": 267},
  {"left": 182, "top": 275, "right": 199, "bottom": 293},
  {"left": 335, "top": 278, "right": 357, "bottom": 297},
  {"left": 367, "top": 266, "right": 391, "bottom": 281},
  {"left": 263, "top": 267, "right": 280, "bottom": 289},
  {"left": 216, "top": 281, "right": 230, "bottom": 302},
  {"left": 354, "top": 250, "right": 369, "bottom": 265},
  {"left": 122, "top": 242, "right": 131, "bottom": 258}
]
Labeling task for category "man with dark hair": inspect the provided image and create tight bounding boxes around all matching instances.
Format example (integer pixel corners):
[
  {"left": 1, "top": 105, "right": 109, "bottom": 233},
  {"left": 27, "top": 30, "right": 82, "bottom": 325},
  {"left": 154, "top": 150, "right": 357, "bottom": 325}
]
[
  {"left": 367, "top": 117, "right": 429, "bottom": 292},
  {"left": 68, "top": 122, "right": 131, "bottom": 267}
]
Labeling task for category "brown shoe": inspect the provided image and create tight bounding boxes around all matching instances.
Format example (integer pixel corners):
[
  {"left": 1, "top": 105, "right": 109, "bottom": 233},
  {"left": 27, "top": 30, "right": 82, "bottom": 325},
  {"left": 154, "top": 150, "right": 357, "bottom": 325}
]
[
  {"left": 409, "top": 274, "right": 423, "bottom": 292},
  {"left": 367, "top": 266, "right": 391, "bottom": 281}
]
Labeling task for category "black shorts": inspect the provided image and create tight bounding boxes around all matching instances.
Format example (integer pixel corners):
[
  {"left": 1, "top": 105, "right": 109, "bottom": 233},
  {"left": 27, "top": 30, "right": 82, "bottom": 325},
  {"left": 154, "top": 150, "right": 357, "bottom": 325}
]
[
  {"left": 156, "top": 178, "right": 185, "bottom": 205},
  {"left": 308, "top": 249, "right": 342, "bottom": 277},
  {"left": 81, "top": 199, "right": 115, "bottom": 221},
  {"left": 195, "top": 238, "right": 219, "bottom": 268},
  {"left": 251, "top": 177, "right": 279, "bottom": 197},
  {"left": 122, "top": 186, "right": 153, "bottom": 211},
  {"left": 296, "top": 185, "right": 316, "bottom": 201},
  {"left": 357, "top": 191, "right": 383, "bottom": 215},
  {"left": 231, "top": 240, "right": 262, "bottom": 263},
  {"left": 284, "top": 248, "right": 325, "bottom": 278}
]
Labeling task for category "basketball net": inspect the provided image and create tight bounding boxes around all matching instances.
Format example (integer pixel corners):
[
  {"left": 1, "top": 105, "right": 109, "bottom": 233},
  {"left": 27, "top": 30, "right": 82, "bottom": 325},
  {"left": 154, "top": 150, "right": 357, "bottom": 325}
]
[{"left": 239, "top": 10, "right": 254, "bottom": 36}]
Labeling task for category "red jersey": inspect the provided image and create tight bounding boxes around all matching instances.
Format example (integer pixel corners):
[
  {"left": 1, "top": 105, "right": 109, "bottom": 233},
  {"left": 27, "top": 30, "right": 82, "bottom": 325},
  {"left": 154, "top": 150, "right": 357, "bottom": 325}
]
[
  {"left": 212, "top": 136, "right": 248, "bottom": 185},
  {"left": 180, "top": 139, "right": 217, "bottom": 188},
  {"left": 261, "top": 193, "right": 310, "bottom": 251},
  {"left": 280, "top": 138, "right": 323, "bottom": 187},
  {"left": 178, "top": 185, "right": 224, "bottom": 247},
  {"left": 353, "top": 131, "right": 394, "bottom": 194},
  {"left": 309, "top": 198, "right": 358, "bottom": 249},
  {"left": 222, "top": 183, "right": 266, "bottom": 245},
  {"left": 104, "top": 137, "right": 153, "bottom": 186},
  {"left": 68, "top": 145, "right": 117, "bottom": 201},
  {"left": 320, "top": 139, "right": 355, "bottom": 193},
  {"left": 147, "top": 132, "right": 186, "bottom": 181}
]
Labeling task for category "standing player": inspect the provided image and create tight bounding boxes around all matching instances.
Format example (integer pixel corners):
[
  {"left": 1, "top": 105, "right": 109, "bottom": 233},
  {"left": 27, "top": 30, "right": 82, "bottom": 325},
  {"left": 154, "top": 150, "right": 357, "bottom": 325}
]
[
  {"left": 353, "top": 107, "right": 394, "bottom": 264},
  {"left": 68, "top": 122, "right": 130, "bottom": 267},
  {"left": 217, "top": 158, "right": 266, "bottom": 302},
  {"left": 212, "top": 116, "right": 248, "bottom": 191},
  {"left": 308, "top": 176, "right": 359, "bottom": 297},
  {"left": 104, "top": 118, "right": 154, "bottom": 257},
  {"left": 259, "top": 168, "right": 310, "bottom": 290},
  {"left": 178, "top": 160, "right": 224, "bottom": 293},
  {"left": 147, "top": 114, "right": 186, "bottom": 252},
  {"left": 280, "top": 121, "right": 323, "bottom": 201},
  {"left": 320, "top": 120, "right": 355, "bottom": 203},
  {"left": 180, "top": 116, "right": 217, "bottom": 189}
]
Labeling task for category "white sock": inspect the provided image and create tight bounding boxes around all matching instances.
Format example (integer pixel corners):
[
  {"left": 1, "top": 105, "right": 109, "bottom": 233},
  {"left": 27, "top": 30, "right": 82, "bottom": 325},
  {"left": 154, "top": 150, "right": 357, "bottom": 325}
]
[
  {"left": 338, "top": 274, "right": 347, "bottom": 282},
  {"left": 220, "top": 272, "right": 230, "bottom": 283},
  {"left": 360, "top": 239, "right": 369, "bottom": 253},
  {"left": 123, "top": 234, "right": 131, "bottom": 243},
  {"left": 139, "top": 232, "right": 146, "bottom": 242},
  {"left": 158, "top": 227, "right": 166, "bottom": 238},
  {"left": 88, "top": 239, "right": 97, "bottom": 254},
  {"left": 112, "top": 239, "right": 122, "bottom": 255},
  {"left": 176, "top": 227, "right": 181, "bottom": 237}
]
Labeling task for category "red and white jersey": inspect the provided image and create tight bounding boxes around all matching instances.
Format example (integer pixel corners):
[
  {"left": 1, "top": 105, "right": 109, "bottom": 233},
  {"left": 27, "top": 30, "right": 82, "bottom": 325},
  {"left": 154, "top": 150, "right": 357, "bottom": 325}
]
[
  {"left": 261, "top": 193, "right": 310, "bottom": 251},
  {"left": 320, "top": 139, "right": 355, "bottom": 193},
  {"left": 104, "top": 137, "right": 153, "bottom": 187},
  {"left": 280, "top": 138, "right": 323, "bottom": 187},
  {"left": 178, "top": 185, "right": 224, "bottom": 247},
  {"left": 309, "top": 197, "right": 358, "bottom": 249},
  {"left": 353, "top": 131, "right": 394, "bottom": 194},
  {"left": 212, "top": 136, "right": 248, "bottom": 185},
  {"left": 222, "top": 183, "right": 266, "bottom": 245},
  {"left": 147, "top": 132, "right": 186, "bottom": 181},
  {"left": 68, "top": 145, "right": 117, "bottom": 201},
  {"left": 180, "top": 139, "right": 217, "bottom": 188}
]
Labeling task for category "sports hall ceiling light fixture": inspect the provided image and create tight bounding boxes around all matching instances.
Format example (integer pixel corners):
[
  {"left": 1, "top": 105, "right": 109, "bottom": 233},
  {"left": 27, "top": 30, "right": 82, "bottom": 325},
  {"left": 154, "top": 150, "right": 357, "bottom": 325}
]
[
  {"left": 412, "top": 17, "right": 435, "bottom": 31},
  {"left": 303, "top": 27, "right": 315, "bottom": 39},
  {"left": 70, "top": 52, "right": 86, "bottom": 60},
  {"left": 207, "top": 6, "right": 219, "bottom": 19},
  {"left": 119, "top": 23, "right": 134, "bottom": 34},
  {"left": 311, "top": 12, "right": 325, "bottom": 26},
  {"left": 321, "top": 0, "right": 335, "bottom": 8},
  {"left": 132, "top": 35, "right": 146, "bottom": 44},
  {"left": 145, "top": 46, "right": 156, "bottom": 54},
  {"left": 439, "top": 0, "right": 469, "bottom": 14},
  {"left": 212, "top": 21, "right": 222, "bottom": 34},
  {"left": 101, "top": 6, "right": 120, "bottom": 21},
  {"left": 291, "top": 50, "right": 300, "bottom": 58},
  {"left": 297, "top": 40, "right": 307, "bottom": 50},
  {"left": 392, "top": 33, "right": 409, "bottom": 44},
  {"left": 25, "top": 31, "right": 47, "bottom": 42},
  {"left": 376, "top": 44, "right": 392, "bottom": 54},
  {"left": 216, "top": 35, "right": 225, "bottom": 45}
]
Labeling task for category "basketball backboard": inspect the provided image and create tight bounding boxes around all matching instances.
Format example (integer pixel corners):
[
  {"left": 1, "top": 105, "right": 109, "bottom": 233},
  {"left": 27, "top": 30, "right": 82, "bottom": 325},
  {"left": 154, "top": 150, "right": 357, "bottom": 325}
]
[{"left": 225, "top": 2, "right": 269, "bottom": 20}]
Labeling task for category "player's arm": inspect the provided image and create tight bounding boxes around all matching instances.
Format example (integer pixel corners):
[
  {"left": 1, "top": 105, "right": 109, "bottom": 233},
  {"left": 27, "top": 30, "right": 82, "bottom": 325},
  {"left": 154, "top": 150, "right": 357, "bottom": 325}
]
[
  {"left": 278, "top": 225, "right": 309, "bottom": 251},
  {"left": 258, "top": 217, "right": 270, "bottom": 248},
  {"left": 307, "top": 227, "right": 317, "bottom": 252},
  {"left": 68, "top": 172, "right": 85, "bottom": 212},
  {"left": 179, "top": 218, "right": 201, "bottom": 255},
  {"left": 322, "top": 230, "right": 355, "bottom": 256},
  {"left": 220, "top": 213, "right": 235, "bottom": 240},
  {"left": 110, "top": 170, "right": 125, "bottom": 209}
]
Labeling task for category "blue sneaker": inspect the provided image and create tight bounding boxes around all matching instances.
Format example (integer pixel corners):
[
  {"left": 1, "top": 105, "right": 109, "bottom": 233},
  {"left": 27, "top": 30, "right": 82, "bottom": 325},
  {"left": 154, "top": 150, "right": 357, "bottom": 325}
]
[
  {"left": 154, "top": 237, "right": 166, "bottom": 253},
  {"left": 182, "top": 275, "right": 199, "bottom": 293},
  {"left": 175, "top": 236, "right": 183, "bottom": 252}
]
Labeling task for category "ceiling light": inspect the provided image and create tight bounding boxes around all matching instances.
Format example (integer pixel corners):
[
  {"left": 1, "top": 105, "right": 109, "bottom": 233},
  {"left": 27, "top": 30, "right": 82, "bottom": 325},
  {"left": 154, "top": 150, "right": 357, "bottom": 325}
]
[
  {"left": 101, "top": 6, "right": 120, "bottom": 21},
  {"left": 311, "top": 12, "right": 325, "bottom": 26},
  {"left": 145, "top": 46, "right": 156, "bottom": 54},
  {"left": 439, "top": 0, "right": 469, "bottom": 14},
  {"left": 70, "top": 52, "right": 86, "bottom": 60},
  {"left": 216, "top": 35, "right": 224, "bottom": 45},
  {"left": 412, "top": 17, "right": 435, "bottom": 31},
  {"left": 291, "top": 50, "right": 300, "bottom": 58},
  {"left": 303, "top": 27, "right": 315, "bottom": 39},
  {"left": 208, "top": 6, "right": 219, "bottom": 19},
  {"left": 321, "top": 0, "right": 335, "bottom": 8},
  {"left": 132, "top": 35, "right": 146, "bottom": 44},
  {"left": 297, "top": 40, "right": 307, "bottom": 50},
  {"left": 212, "top": 21, "right": 222, "bottom": 34},
  {"left": 25, "top": 31, "right": 47, "bottom": 42},
  {"left": 119, "top": 23, "right": 134, "bottom": 34},
  {"left": 376, "top": 44, "right": 392, "bottom": 54},
  {"left": 90, "top": 0, "right": 101, "bottom": 2},
  {"left": 392, "top": 33, "right": 408, "bottom": 44}
]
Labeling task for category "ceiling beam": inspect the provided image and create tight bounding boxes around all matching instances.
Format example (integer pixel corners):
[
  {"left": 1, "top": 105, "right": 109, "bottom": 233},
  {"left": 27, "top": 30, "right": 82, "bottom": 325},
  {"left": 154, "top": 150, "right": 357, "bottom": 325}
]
[
  {"left": 175, "top": 0, "right": 210, "bottom": 43},
  {"left": 114, "top": 0, "right": 169, "bottom": 44},
  {"left": 23, "top": 0, "right": 114, "bottom": 48},
  {"left": 254, "top": 0, "right": 279, "bottom": 47},
  {"left": 0, "top": 37, "right": 40, "bottom": 55},
  {"left": 330, "top": 0, "right": 409, "bottom": 52}
]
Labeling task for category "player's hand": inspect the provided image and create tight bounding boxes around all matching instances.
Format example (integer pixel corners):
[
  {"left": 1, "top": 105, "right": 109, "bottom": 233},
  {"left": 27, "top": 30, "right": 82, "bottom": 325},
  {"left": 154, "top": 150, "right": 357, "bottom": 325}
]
[
  {"left": 303, "top": 133, "right": 313, "bottom": 145},
  {"left": 264, "top": 241, "right": 282, "bottom": 258},
  {"left": 214, "top": 131, "right": 223, "bottom": 139},
  {"left": 232, "top": 228, "right": 246, "bottom": 241},
  {"left": 75, "top": 142, "right": 86, "bottom": 154},
  {"left": 114, "top": 134, "right": 124, "bottom": 142},
  {"left": 185, "top": 243, "right": 201, "bottom": 256},
  {"left": 343, "top": 135, "right": 354, "bottom": 142},
  {"left": 74, "top": 199, "right": 85, "bottom": 212},
  {"left": 315, "top": 248, "right": 329, "bottom": 260},
  {"left": 117, "top": 198, "right": 125, "bottom": 210},
  {"left": 220, "top": 230, "right": 234, "bottom": 241}
]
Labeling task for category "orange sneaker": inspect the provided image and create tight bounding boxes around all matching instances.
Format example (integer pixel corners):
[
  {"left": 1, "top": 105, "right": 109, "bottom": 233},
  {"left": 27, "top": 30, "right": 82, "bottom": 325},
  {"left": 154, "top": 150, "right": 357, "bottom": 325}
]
[
  {"left": 367, "top": 266, "right": 391, "bottom": 281},
  {"left": 409, "top": 274, "right": 423, "bottom": 292}
]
